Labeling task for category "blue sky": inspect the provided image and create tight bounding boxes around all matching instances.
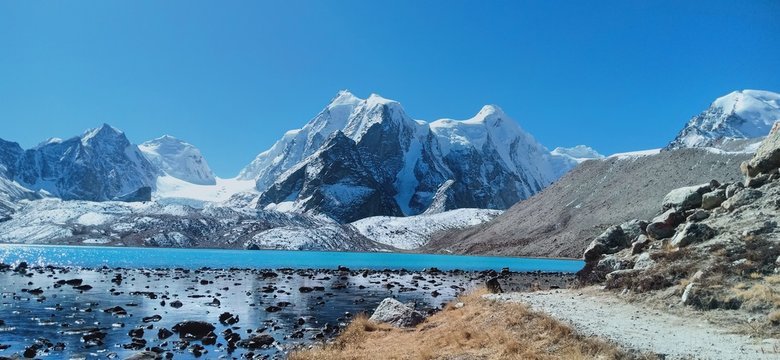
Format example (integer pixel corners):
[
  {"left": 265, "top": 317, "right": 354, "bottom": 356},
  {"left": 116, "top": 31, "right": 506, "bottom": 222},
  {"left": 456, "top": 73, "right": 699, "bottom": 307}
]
[{"left": 1, "top": 1, "right": 779, "bottom": 177}]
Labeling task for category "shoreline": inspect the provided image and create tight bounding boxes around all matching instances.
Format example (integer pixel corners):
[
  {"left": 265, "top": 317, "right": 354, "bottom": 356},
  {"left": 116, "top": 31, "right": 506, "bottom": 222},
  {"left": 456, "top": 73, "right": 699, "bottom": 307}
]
[{"left": 0, "top": 262, "right": 574, "bottom": 359}]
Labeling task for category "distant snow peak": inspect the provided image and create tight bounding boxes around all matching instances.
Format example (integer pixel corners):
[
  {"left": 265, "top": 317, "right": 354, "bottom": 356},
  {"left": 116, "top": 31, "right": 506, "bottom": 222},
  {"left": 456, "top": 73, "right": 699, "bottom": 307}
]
[
  {"left": 551, "top": 145, "right": 604, "bottom": 164},
  {"left": 667, "top": 89, "right": 780, "bottom": 152},
  {"left": 140, "top": 135, "right": 216, "bottom": 185}
]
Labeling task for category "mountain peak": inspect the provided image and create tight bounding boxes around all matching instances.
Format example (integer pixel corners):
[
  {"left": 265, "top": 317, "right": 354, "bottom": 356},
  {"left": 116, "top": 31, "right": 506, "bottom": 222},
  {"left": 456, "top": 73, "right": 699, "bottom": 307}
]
[
  {"left": 140, "top": 135, "right": 216, "bottom": 185},
  {"left": 667, "top": 89, "right": 780, "bottom": 151},
  {"left": 81, "top": 123, "right": 126, "bottom": 145},
  {"left": 328, "top": 90, "right": 362, "bottom": 109}
]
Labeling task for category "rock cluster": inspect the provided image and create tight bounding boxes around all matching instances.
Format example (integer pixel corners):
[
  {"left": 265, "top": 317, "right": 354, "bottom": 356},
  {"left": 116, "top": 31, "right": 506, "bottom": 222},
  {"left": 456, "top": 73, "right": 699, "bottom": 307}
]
[{"left": 579, "top": 122, "right": 780, "bottom": 302}]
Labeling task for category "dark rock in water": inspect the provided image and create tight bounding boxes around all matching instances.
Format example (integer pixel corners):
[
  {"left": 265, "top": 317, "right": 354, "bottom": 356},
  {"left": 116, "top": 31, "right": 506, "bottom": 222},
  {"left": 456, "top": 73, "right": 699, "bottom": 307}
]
[
  {"left": 169, "top": 300, "right": 183, "bottom": 308},
  {"left": 82, "top": 329, "right": 107, "bottom": 343},
  {"left": 124, "top": 351, "right": 162, "bottom": 360},
  {"left": 298, "top": 286, "right": 314, "bottom": 293},
  {"left": 486, "top": 277, "right": 503, "bottom": 294},
  {"left": 143, "top": 315, "right": 162, "bottom": 323},
  {"left": 265, "top": 306, "right": 281, "bottom": 313},
  {"left": 23, "top": 344, "right": 39, "bottom": 358},
  {"left": 219, "top": 312, "right": 239, "bottom": 325},
  {"left": 128, "top": 328, "right": 144, "bottom": 338},
  {"left": 157, "top": 328, "right": 174, "bottom": 340},
  {"left": 171, "top": 321, "right": 216, "bottom": 340},
  {"left": 64, "top": 278, "right": 83, "bottom": 286},
  {"left": 73, "top": 284, "right": 93, "bottom": 291},
  {"left": 238, "top": 334, "right": 275, "bottom": 349},
  {"left": 104, "top": 306, "right": 128, "bottom": 316},
  {"left": 201, "top": 332, "right": 217, "bottom": 346}
]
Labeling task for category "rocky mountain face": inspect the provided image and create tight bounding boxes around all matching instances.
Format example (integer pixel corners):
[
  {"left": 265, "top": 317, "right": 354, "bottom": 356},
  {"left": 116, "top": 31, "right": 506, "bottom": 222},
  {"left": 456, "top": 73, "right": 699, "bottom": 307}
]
[
  {"left": 578, "top": 122, "right": 780, "bottom": 330},
  {"left": 424, "top": 149, "right": 751, "bottom": 258},
  {"left": 666, "top": 90, "right": 780, "bottom": 152},
  {"left": 9, "top": 124, "right": 159, "bottom": 202},
  {"left": 241, "top": 91, "right": 583, "bottom": 222},
  {"left": 140, "top": 135, "right": 216, "bottom": 185}
]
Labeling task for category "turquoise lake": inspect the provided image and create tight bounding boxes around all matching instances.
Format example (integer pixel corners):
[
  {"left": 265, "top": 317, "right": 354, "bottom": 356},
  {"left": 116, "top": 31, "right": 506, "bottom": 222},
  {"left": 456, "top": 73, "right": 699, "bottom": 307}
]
[{"left": 0, "top": 244, "right": 584, "bottom": 272}]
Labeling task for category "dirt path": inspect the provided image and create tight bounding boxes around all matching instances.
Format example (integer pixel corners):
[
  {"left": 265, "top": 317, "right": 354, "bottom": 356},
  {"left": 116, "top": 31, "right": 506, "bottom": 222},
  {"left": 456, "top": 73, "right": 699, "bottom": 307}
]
[{"left": 486, "top": 289, "right": 780, "bottom": 360}]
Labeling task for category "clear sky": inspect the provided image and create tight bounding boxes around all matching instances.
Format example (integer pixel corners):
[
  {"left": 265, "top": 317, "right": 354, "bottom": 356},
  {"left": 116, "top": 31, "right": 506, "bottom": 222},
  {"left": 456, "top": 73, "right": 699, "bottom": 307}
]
[{"left": 1, "top": 1, "right": 779, "bottom": 177}]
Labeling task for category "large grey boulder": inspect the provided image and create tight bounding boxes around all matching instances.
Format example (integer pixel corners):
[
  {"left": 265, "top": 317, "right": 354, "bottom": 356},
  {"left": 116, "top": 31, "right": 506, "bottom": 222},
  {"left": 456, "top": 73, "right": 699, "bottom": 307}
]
[
  {"left": 646, "top": 209, "right": 686, "bottom": 240},
  {"left": 741, "top": 121, "right": 780, "bottom": 177},
  {"left": 701, "top": 189, "right": 726, "bottom": 210},
  {"left": 721, "top": 189, "right": 763, "bottom": 211},
  {"left": 124, "top": 352, "right": 161, "bottom": 360},
  {"left": 369, "top": 298, "right": 425, "bottom": 328},
  {"left": 670, "top": 223, "right": 716, "bottom": 248},
  {"left": 662, "top": 183, "right": 711, "bottom": 211},
  {"left": 583, "top": 225, "right": 629, "bottom": 261}
]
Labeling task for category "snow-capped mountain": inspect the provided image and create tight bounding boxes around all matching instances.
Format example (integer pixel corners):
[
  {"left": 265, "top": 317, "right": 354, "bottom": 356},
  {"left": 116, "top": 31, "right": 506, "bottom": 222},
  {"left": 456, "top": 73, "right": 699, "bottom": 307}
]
[
  {"left": 140, "top": 135, "right": 216, "bottom": 185},
  {"left": 240, "top": 91, "right": 581, "bottom": 222},
  {"left": 13, "top": 124, "right": 159, "bottom": 201},
  {"left": 666, "top": 89, "right": 780, "bottom": 151},
  {"left": 551, "top": 145, "right": 604, "bottom": 164}
]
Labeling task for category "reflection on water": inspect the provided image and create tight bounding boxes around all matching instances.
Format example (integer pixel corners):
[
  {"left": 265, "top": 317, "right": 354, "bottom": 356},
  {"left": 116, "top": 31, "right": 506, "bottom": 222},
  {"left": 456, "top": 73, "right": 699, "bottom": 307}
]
[{"left": 0, "top": 266, "right": 573, "bottom": 359}]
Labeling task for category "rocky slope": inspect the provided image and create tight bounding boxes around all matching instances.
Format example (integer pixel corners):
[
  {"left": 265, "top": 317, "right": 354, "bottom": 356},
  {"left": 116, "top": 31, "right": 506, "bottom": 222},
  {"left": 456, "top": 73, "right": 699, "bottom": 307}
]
[
  {"left": 240, "top": 91, "right": 589, "bottom": 222},
  {"left": 139, "top": 135, "right": 216, "bottom": 185},
  {"left": 424, "top": 149, "right": 750, "bottom": 258},
  {"left": 10, "top": 124, "right": 159, "bottom": 201},
  {"left": 666, "top": 89, "right": 780, "bottom": 152},
  {"left": 577, "top": 121, "right": 780, "bottom": 338},
  {"left": 0, "top": 199, "right": 389, "bottom": 251}
]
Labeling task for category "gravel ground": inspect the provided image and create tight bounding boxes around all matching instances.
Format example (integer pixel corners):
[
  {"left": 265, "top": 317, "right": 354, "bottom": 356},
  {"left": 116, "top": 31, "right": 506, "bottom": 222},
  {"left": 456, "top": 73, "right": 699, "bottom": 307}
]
[{"left": 486, "top": 288, "right": 780, "bottom": 360}]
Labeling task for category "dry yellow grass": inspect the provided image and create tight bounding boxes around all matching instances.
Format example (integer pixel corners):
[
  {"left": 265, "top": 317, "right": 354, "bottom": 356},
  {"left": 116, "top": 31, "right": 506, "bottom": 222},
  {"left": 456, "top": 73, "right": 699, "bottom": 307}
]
[{"left": 290, "top": 289, "right": 647, "bottom": 360}]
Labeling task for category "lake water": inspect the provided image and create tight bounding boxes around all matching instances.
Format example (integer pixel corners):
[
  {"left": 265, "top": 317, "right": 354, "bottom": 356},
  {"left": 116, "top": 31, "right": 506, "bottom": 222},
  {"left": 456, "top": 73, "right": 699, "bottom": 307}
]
[
  {"left": 0, "top": 244, "right": 584, "bottom": 272},
  {"left": 0, "top": 245, "right": 581, "bottom": 359}
]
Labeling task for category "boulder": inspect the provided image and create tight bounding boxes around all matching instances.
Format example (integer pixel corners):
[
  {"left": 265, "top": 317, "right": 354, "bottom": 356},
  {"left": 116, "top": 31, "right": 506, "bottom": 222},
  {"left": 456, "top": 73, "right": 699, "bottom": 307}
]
[
  {"left": 631, "top": 235, "right": 651, "bottom": 255},
  {"left": 701, "top": 189, "right": 726, "bottom": 210},
  {"left": 741, "top": 121, "right": 780, "bottom": 177},
  {"left": 662, "top": 184, "right": 711, "bottom": 211},
  {"left": 486, "top": 277, "right": 503, "bottom": 294},
  {"left": 670, "top": 223, "right": 716, "bottom": 248},
  {"left": 725, "top": 182, "right": 744, "bottom": 198},
  {"left": 369, "top": 298, "right": 425, "bottom": 328},
  {"left": 238, "top": 334, "right": 275, "bottom": 349},
  {"left": 582, "top": 226, "right": 629, "bottom": 261},
  {"left": 721, "top": 189, "right": 763, "bottom": 211},
  {"left": 646, "top": 222, "right": 676, "bottom": 240},
  {"left": 171, "top": 321, "right": 215, "bottom": 340},
  {"left": 633, "top": 252, "right": 656, "bottom": 270},
  {"left": 686, "top": 209, "right": 710, "bottom": 222},
  {"left": 124, "top": 352, "right": 161, "bottom": 360},
  {"left": 619, "top": 219, "right": 647, "bottom": 242}
]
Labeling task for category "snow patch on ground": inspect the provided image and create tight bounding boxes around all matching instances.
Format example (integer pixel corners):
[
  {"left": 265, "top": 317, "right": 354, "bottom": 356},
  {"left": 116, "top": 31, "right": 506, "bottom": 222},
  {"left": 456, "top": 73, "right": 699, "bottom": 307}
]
[
  {"left": 607, "top": 148, "right": 661, "bottom": 160},
  {"left": 154, "top": 175, "right": 257, "bottom": 206},
  {"left": 351, "top": 208, "right": 503, "bottom": 250}
]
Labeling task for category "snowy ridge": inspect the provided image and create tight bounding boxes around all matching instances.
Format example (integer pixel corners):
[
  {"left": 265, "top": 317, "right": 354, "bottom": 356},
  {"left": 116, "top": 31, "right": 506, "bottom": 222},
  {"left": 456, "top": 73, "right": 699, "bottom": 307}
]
[
  {"left": 241, "top": 91, "right": 584, "bottom": 221},
  {"left": 351, "top": 208, "right": 503, "bottom": 250},
  {"left": 140, "top": 135, "right": 216, "bottom": 185},
  {"left": 667, "top": 89, "right": 780, "bottom": 151}
]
